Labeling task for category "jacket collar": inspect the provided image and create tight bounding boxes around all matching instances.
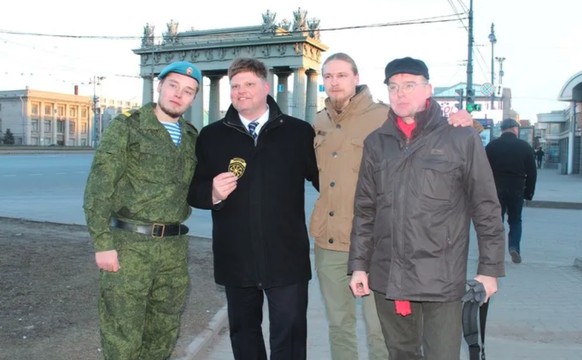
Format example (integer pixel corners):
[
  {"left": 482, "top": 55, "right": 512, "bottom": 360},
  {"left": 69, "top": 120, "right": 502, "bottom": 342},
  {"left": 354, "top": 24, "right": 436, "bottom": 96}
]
[
  {"left": 223, "top": 94, "right": 284, "bottom": 129},
  {"left": 139, "top": 103, "right": 192, "bottom": 132},
  {"left": 323, "top": 84, "right": 374, "bottom": 119},
  {"left": 379, "top": 98, "right": 445, "bottom": 138}
]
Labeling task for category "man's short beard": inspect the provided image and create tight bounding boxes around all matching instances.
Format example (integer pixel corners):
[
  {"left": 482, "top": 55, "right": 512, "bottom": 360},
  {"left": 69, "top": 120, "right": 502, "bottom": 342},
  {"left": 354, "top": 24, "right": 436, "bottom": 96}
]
[{"left": 158, "top": 102, "right": 182, "bottom": 119}]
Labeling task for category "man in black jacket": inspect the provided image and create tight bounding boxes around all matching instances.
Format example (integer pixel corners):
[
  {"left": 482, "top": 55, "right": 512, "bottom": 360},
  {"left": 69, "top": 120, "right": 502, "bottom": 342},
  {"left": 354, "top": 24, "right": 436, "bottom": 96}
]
[
  {"left": 486, "top": 118, "right": 537, "bottom": 264},
  {"left": 348, "top": 57, "right": 505, "bottom": 360},
  {"left": 187, "top": 58, "right": 318, "bottom": 360}
]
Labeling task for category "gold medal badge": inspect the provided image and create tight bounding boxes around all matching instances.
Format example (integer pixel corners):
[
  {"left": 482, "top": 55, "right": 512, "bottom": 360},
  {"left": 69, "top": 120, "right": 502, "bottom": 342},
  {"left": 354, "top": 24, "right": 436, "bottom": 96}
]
[{"left": 228, "top": 157, "right": 247, "bottom": 179}]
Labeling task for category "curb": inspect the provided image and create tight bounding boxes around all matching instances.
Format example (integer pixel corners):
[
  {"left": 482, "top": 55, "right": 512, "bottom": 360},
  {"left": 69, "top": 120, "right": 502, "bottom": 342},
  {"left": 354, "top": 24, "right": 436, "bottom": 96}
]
[
  {"left": 525, "top": 200, "right": 582, "bottom": 210},
  {"left": 177, "top": 305, "right": 229, "bottom": 360}
]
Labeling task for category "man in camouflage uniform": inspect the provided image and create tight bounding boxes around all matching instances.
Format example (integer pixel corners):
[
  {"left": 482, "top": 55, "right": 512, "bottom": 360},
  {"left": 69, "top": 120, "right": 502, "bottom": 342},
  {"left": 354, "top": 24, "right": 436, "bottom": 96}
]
[{"left": 83, "top": 61, "right": 201, "bottom": 360}]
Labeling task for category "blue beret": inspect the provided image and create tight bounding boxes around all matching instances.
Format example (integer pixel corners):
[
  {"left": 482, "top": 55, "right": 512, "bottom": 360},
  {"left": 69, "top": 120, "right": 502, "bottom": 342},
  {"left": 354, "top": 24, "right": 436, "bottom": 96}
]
[
  {"left": 384, "top": 57, "right": 429, "bottom": 84},
  {"left": 158, "top": 61, "right": 202, "bottom": 84}
]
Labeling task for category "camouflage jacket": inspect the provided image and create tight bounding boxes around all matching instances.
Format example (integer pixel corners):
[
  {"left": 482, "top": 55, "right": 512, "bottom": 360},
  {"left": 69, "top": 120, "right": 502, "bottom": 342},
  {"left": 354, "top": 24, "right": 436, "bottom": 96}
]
[{"left": 83, "top": 103, "right": 198, "bottom": 251}]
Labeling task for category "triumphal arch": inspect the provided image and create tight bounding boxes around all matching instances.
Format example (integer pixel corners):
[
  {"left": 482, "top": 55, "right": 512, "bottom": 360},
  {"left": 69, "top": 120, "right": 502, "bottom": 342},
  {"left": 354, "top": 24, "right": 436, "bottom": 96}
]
[{"left": 133, "top": 9, "right": 328, "bottom": 130}]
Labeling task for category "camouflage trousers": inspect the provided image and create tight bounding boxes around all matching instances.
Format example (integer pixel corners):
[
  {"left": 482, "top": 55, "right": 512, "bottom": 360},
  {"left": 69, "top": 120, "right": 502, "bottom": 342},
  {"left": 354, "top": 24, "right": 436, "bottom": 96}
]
[{"left": 99, "top": 231, "right": 189, "bottom": 360}]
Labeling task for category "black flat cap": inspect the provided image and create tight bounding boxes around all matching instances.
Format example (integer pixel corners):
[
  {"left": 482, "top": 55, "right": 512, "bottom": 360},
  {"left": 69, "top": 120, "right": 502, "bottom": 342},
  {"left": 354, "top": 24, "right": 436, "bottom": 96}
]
[
  {"left": 384, "top": 57, "right": 429, "bottom": 84},
  {"left": 500, "top": 118, "right": 520, "bottom": 130}
]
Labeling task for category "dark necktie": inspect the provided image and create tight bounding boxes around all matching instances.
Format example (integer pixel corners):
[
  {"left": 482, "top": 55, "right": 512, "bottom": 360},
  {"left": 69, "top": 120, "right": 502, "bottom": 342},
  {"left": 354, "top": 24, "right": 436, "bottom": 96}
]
[{"left": 248, "top": 121, "right": 258, "bottom": 140}]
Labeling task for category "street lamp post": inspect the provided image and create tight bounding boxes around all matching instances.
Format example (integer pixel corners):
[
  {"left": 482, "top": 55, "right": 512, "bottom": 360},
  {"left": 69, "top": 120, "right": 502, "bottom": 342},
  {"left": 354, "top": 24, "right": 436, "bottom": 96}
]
[
  {"left": 488, "top": 23, "right": 497, "bottom": 109},
  {"left": 496, "top": 56, "right": 506, "bottom": 84},
  {"left": 91, "top": 76, "right": 105, "bottom": 148},
  {"left": 495, "top": 56, "right": 506, "bottom": 117}
]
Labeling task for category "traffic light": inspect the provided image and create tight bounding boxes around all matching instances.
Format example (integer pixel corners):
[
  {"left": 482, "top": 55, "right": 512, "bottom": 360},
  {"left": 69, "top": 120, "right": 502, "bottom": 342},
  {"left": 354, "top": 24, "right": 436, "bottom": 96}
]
[
  {"left": 466, "top": 89, "right": 474, "bottom": 105},
  {"left": 454, "top": 88, "right": 464, "bottom": 110},
  {"left": 466, "top": 103, "right": 482, "bottom": 113},
  {"left": 465, "top": 88, "right": 481, "bottom": 113}
]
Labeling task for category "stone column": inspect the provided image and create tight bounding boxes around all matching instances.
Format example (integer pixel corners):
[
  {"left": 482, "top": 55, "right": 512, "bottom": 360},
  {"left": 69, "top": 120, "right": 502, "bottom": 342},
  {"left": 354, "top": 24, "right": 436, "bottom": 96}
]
[
  {"left": 190, "top": 78, "right": 204, "bottom": 130},
  {"left": 276, "top": 70, "right": 292, "bottom": 114},
  {"left": 63, "top": 104, "right": 69, "bottom": 146},
  {"left": 207, "top": 74, "right": 223, "bottom": 124},
  {"left": 39, "top": 102, "right": 45, "bottom": 145},
  {"left": 292, "top": 67, "right": 306, "bottom": 119},
  {"left": 305, "top": 69, "right": 319, "bottom": 124},
  {"left": 52, "top": 109, "right": 58, "bottom": 145},
  {"left": 142, "top": 76, "right": 154, "bottom": 105},
  {"left": 267, "top": 70, "right": 275, "bottom": 98},
  {"left": 65, "top": 118, "right": 70, "bottom": 146}
]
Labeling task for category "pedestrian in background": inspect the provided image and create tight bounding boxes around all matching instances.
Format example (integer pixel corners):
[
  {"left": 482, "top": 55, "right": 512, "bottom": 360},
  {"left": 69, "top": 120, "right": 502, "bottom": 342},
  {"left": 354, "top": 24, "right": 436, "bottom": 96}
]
[
  {"left": 311, "top": 52, "right": 476, "bottom": 360},
  {"left": 486, "top": 118, "right": 537, "bottom": 264},
  {"left": 187, "top": 57, "right": 318, "bottom": 360},
  {"left": 535, "top": 146, "right": 545, "bottom": 169},
  {"left": 348, "top": 57, "right": 506, "bottom": 360},
  {"left": 83, "top": 61, "right": 201, "bottom": 359}
]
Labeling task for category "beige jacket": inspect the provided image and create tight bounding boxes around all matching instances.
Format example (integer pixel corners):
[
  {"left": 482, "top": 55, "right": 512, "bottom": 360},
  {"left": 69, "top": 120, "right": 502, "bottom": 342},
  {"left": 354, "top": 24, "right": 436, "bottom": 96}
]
[{"left": 310, "top": 85, "right": 389, "bottom": 252}]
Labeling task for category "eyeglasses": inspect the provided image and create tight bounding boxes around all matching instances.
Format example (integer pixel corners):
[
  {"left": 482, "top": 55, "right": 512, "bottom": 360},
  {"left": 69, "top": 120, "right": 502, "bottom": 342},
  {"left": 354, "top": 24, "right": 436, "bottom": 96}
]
[{"left": 387, "top": 81, "right": 428, "bottom": 94}]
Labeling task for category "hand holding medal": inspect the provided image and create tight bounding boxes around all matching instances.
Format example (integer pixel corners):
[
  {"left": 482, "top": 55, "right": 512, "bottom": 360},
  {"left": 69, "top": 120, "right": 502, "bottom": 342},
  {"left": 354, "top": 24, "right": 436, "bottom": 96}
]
[{"left": 228, "top": 157, "right": 247, "bottom": 179}]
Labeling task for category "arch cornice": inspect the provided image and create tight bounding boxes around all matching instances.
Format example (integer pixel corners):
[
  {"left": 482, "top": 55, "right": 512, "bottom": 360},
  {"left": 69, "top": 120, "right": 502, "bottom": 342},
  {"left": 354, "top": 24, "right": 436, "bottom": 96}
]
[{"left": 558, "top": 71, "right": 582, "bottom": 102}]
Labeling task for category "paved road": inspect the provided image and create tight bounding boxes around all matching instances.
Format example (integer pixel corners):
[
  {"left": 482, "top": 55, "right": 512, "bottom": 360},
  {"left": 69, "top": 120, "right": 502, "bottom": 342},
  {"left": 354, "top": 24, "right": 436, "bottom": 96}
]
[
  {"left": 0, "top": 152, "right": 319, "bottom": 238},
  {"left": 2, "top": 152, "right": 582, "bottom": 360}
]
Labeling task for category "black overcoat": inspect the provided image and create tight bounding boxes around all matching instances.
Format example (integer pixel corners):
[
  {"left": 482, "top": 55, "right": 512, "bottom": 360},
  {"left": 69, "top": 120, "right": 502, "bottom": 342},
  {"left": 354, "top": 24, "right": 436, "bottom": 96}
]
[{"left": 188, "top": 95, "right": 319, "bottom": 288}]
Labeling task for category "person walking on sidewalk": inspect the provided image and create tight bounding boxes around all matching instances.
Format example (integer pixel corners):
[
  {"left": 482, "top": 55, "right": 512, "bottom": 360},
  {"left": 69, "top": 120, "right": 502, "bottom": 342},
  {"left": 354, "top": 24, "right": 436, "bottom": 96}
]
[
  {"left": 348, "top": 57, "right": 506, "bottom": 360},
  {"left": 486, "top": 118, "right": 537, "bottom": 264},
  {"left": 187, "top": 57, "right": 318, "bottom": 360},
  {"left": 311, "top": 53, "right": 476, "bottom": 360},
  {"left": 83, "top": 61, "right": 201, "bottom": 359},
  {"left": 535, "top": 146, "right": 545, "bottom": 169}
]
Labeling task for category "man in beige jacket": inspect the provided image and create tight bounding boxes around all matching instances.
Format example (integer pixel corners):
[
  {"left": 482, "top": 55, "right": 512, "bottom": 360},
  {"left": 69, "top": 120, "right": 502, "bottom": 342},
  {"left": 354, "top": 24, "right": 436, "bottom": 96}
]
[{"left": 310, "top": 53, "right": 475, "bottom": 359}]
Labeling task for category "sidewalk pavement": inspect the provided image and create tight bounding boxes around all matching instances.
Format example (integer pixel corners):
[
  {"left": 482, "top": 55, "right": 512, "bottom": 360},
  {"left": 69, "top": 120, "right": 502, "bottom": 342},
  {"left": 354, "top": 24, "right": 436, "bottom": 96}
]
[{"left": 177, "top": 168, "right": 582, "bottom": 360}]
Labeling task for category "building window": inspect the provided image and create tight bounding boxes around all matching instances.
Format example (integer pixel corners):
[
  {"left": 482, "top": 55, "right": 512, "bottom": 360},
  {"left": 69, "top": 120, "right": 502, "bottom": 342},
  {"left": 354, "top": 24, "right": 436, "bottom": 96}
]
[
  {"left": 81, "top": 108, "right": 88, "bottom": 118},
  {"left": 44, "top": 120, "right": 52, "bottom": 132},
  {"left": 69, "top": 121, "right": 76, "bottom": 134},
  {"left": 31, "top": 103, "right": 39, "bottom": 116},
  {"left": 70, "top": 107, "right": 77, "bottom": 117},
  {"left": 81, "top": 122, "right": 88, "bottom": 134},
  {"left": 44, "top": 105, "right": 53, "bottom": 116},
  {"left": 57, "top": 120, "right": 65, "bottom": 133},
  {"left": 31, "top": 119, "right": 39, "bottom": 132},
  {"left": 58, "top": 105, "right": 65, "bottom": 117}
]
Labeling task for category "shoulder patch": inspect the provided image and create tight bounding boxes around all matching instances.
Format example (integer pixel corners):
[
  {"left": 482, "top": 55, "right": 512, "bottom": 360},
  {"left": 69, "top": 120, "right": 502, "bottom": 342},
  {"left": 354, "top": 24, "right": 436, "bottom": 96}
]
[{"left": 118, "top": 108, "right": 139, "bottom": 120}]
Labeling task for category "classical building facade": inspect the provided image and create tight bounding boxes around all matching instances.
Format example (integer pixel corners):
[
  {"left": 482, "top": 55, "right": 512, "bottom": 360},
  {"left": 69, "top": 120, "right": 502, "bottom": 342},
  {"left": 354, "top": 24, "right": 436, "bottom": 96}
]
[
  {"left": 0, "top": 89, "right": 140, "bottom": 146},
  {"left": 0, "top": 89, "right": 92, "bottom": 146},
  {"left": 133, "top": 9, "right": 328, "bottom": 130}
]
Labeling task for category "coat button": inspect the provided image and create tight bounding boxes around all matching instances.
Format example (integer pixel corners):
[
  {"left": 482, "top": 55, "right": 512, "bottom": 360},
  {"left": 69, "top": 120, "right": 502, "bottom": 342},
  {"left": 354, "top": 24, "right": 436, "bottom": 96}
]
[
  {"left": 328, "top": 238, "right": 334, "bottom": 244},
  {"left": 335, "top": 124, "right": 341, "bottom": 129},
  {"left": 329, "top": 211, "right": 335, "bottom": 216},
  {"left": 330, "top": 181, "right": 336, "bottom": 187},
  {"left": 332, "top": 151, "right": 338, "bottom": 158}
]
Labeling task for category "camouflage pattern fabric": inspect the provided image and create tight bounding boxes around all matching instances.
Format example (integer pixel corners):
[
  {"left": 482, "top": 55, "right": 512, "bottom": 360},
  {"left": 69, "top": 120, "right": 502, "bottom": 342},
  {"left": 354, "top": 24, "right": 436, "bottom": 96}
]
[
  {"left": 83, "top": 102, "right": 198, "bottom": 359},
  {"left": 83, "top": 103, "right": 198, "bottom": 252},
  {"left": 99, "top": 231, "right": 189, "bottom": 359}
]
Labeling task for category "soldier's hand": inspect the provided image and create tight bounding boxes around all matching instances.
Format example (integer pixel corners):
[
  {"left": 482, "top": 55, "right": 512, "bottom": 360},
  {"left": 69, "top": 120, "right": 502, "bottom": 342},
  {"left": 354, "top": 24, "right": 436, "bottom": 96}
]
[
  {"left": 212, "top": 172, "right": 238, "bottom": 203},
  {"left": 95, "top": 250, "right": 120, "bottom": 272}
]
